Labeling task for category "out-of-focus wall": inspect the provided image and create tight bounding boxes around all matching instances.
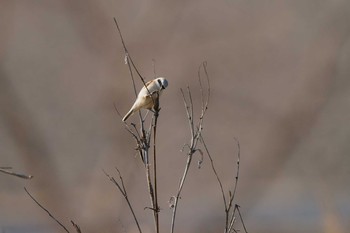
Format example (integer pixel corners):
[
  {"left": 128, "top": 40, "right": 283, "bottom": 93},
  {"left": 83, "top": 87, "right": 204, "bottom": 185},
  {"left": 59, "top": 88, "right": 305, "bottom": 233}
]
[{"left": 1, "top": 1, "right": 350, "bottom": 233}]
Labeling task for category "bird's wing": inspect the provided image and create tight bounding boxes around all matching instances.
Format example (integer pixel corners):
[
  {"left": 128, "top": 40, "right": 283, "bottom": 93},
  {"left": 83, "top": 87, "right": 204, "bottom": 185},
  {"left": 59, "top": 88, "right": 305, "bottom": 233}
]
[
  {"left": 145, "top": 80, "right": 153, "bottom": 86},
  {"left": 138, "top": 80, "right": 154, "bottom": 97}
]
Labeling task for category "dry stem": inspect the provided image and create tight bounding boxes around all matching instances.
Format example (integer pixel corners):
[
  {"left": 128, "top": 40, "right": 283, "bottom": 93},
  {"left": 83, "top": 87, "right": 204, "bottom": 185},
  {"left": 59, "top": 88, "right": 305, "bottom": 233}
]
[
  {"left": 24, "top": 187, "right": 81, "bottom": 233},
  {"left": 113, "top": 17, "right": 162, "bottom": 233},
  {"left": 104, "top": 168, "right": 142, "bottom": 233},
  {"left": 200, "top": 134, "right": 247, "bottom": 233},
  {"left": 0, "top": 167, "right": 33, "bottom": 179},
  {"left": 170, "top": 62, "right": 210, "bottom": 233}
]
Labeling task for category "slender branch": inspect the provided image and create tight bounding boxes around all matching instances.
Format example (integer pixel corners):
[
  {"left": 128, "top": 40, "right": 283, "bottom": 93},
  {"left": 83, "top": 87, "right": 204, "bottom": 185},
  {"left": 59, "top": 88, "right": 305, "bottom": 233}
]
[
  {"left": 113, "top": 103, "right": 145, "bottom": 163},
  {"left": 152, "top": 59, "right": 157, "bottom": 78},
  {"left": 144, "top": 151, "right": 156, "bottom": 209},
  {"left": 170, "top": 151, "right": 193, "bottom": 233},
  {"left": 227, "top": 205, "right": 238, "bottom": 233},
  {"left": 200, "top": 135, "right": 243, "bottom": 233},
  {"left": 113, "top": 17, "right": 145, "bottom": 84},
  {"left": 171, "top": 62, "right": 210, "bottom": 233},
  {"left": 113, "top": 17, "right": 155, "bottom": 108},
  {"left": 198, "top": 61, "right": 210, "bottom": 110},
  {"left": 199, "top": 135, "right": 227, "bottom": 210},
  {"left": 170, "top": 89, "right": 193, "bottom": 233},
  {"left": 236, "top": 205, "right": 248, "bottom": 233},
  {"left": 24, "top": 187, "right": 71, "bottom": 233},
  {"left": 180, "top": 88, "right": 194, "bottom": 139},
  {"left": 152, "top": 93, "right": 160, "bottom": 233},
  {"left": 187, "top": 87, "right": 195, "bottom": 138},
  {"left": 0, "top": 167, "right": 33, "bottom": 179},
  {"left": 103, "top": 169, "right": 142, "bottom": 233},
  {"left": 71, "top": 221, "right": 82, "bottom": 233},
  {"left": 113, "top": 17, "right": 149, "bottom": 140},
  {"left": 227, "top": 138, "right": 241, "bottom": 210}
]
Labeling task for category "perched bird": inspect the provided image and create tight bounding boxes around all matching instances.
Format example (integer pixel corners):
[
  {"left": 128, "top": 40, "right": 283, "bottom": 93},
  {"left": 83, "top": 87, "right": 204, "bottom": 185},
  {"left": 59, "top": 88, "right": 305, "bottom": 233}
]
[{"left": 122, "top": 77, "right": 168, "bottom": 121}]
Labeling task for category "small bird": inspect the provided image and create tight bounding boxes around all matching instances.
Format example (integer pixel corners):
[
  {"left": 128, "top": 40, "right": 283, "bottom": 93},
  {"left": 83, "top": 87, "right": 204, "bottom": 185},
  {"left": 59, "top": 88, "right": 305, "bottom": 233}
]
[{"left": 122, "top": 77, "right": 168, "bottom": 121}]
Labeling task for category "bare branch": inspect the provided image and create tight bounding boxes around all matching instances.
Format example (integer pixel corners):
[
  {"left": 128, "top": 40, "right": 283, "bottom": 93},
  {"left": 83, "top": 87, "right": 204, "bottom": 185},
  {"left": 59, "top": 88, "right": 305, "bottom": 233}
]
[
  {"left": 236, "top": 205, "right": 248, "bottom": 233},
  {"left": 180, "top": 88, "right": 194, "bottom": 138},
  {"left": 24, "top": 187, "right": 71, "bottom": 233},
  {"left": 113, "top": 102, "right": 124, "bottom": 119},
  {"left": 0, "top": 167, "right": 33, "bottom": 179},
  {"left": 199, "top": 135, "right": 227, "bottom": 208},
  {"left": 152, "top": 58, "right": 157, "bottom": 78},
  {"left": 200, "top": 136, "right": 243, "bottom": 233},
  {"left": 171, "top": 62, "right": 211, "bottom": 233},
  {"left": 227, "top": 138, "right": 241, "bottom": 209},
  {"left": 113, "top": 17, "right": 156, "bottom": 113},
  {"left": 198, "top": 61, "right": 210, "bottom": 113},
  {"left": 152, "top": 93, "right": 161, "bottom": 233},
  {"left": 103, "top": 169, "right": 142, "bottom": 233},
  {"left": 113, "top": 19, "right": 164, "bottom": 227},
  {"left": 71, "top": 221, "right": 82, "bottom": 233},
  {"left": 113, "top": 17, "right": 145, "bottom": 85}
]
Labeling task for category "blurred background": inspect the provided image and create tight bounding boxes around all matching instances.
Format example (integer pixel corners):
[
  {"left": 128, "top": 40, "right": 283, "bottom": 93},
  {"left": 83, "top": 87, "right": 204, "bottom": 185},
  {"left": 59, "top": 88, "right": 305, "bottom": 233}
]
[{"left": 1, "top": 0, "right": 350, "bottom": 232}]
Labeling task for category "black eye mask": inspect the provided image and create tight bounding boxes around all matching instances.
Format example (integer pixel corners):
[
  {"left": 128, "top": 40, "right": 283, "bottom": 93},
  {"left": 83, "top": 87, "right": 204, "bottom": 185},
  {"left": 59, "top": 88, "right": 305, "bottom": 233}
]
[{"left": 157, "top": 79, "right": 165, "bottom": 89}]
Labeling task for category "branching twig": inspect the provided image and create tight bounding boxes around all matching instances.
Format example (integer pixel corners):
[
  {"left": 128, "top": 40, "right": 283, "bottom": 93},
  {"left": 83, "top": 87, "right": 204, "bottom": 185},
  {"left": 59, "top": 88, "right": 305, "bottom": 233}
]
[
  {"left": 236, "top": 205, "right": 248, "bottom": 233},
  {"left": 199, "top": 135, "right": 227, "bottom": 209},
  {"left": 152, "top": 93, "right": 160, "bottom": 233},
  {"left": 227, "top": 138, "right": 241, "bottom": 211},
  {"left": 113, "top": 17, "right": 145, "bottom": 85},
  {"left": 24, "top": 187, "right": 81, "bottom": 233},
  {"left": 113, "top": 17, "right": 163, "bottom": 233},
  {"left": 170, "top": 62, "right": 210, "bottom": 233},
  {"left": 103, "top": 168, "right": 142, "bottom": 233},
  {"left": 200, "top": 136, "right": 246, "bottom": 233},
  {"left": 113, "top": 17, "right": 155, "bottom": 104}
]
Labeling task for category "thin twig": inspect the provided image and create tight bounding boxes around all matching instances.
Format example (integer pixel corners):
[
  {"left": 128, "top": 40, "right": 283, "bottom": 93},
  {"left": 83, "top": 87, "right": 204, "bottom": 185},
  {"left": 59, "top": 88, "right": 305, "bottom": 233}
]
[
  {"left": 0, "top": 168, "right": 33, "bottom": 179},
  {"left": 152, "top": 59, "right": 157, "bottom": 78},
  {"left": 71, "top": 221, "right": 82, "bottom": 233},
  {"left": 170, "top": 62, "right": 210, "bottom": 233},
  {"left": 24, "top": 187, "right": 71, "bottom": 233},
  {"left": 113, "top": 17, "right": 145, "bottom": 84},
  {"left": 236, "top": 205, "right": 248, "bottom": 233},
  {"left": 227, "top": 205, "right": 238, "bottom": 233},
  {"left": 227, "top": 138, "right": 241, "bottom": 210},
  {"left": 201, "top": 135, "right": 243, "bottom": 233},
  {"left": 113, "top": 18, "right": 160, "bottom": 233},
  {"left": 113, "top": 17, "right": 155, "bottom": 106},
  {"left": 103, "top": 169, "right": 142, "bottom": 233},
  {"left": 113, "top": 17, "right": 149, "bottom": 138},
  {"left": 152, "top": 93, "right": 160, "bottom": 233},
  {"left": 113, "top": 103, "right": 146, "bottom": 163},
  {"left": 199, "top": 135, "right": 227, "bottom": 209}
]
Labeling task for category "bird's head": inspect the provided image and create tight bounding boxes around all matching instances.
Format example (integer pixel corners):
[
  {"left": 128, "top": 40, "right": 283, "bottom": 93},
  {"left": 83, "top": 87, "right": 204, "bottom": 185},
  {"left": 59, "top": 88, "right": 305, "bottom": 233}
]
[{"left": 156, "top": 77, "right": 168, "bottom": 90}]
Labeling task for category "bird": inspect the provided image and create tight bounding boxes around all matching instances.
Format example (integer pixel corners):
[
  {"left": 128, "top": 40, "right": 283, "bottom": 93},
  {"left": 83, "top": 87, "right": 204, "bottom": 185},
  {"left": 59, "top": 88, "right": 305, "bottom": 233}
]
[{"left": 122, "top": 77, "right": 168, "bottom": 122}]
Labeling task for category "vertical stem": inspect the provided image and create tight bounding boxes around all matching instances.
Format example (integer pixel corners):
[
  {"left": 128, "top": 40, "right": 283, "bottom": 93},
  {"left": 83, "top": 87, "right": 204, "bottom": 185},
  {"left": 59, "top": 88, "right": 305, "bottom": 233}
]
[
  {"left": 153, "top": 95, "right": 160, "bottom": 233},
  {"left": 153, "top": 119, "right": 159, "bottom": 233},
  {"left": 170, "top": 154, "right": 193, "bottom": 233},
  {"left": 144, "top": 150, "right": 156, "bottom": 230}
]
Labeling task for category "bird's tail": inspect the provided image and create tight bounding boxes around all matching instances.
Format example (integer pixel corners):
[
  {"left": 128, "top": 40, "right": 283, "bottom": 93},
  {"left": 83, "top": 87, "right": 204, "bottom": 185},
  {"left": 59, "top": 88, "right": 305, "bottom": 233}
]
[{"left": 122, "top": 109, "right": 134, "bottom": 122}]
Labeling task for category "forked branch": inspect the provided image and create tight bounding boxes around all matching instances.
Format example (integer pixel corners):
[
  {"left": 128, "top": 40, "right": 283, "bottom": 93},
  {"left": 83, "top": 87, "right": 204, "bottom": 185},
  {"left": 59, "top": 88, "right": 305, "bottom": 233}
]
[
  {"left": 103, "top": 168, "right": 142, "bottom": 233},
  {"left": 200, "top": 136, "right": 247, "bottom": 233},
  {"left": 170, "top": 62, "right": 210, "bottom": 233},
  {"left": 113, "top": 17, "right": 162, "bottom": 233},
  {"left": 24, "top": 187, "right": 82, "bottom": 233}
]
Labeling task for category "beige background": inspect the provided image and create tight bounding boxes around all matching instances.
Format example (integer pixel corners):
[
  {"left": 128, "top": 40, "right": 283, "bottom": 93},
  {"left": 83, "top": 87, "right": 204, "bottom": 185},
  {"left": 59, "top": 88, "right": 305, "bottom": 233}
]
[{"left": 1, "top": 1, "right": 350, "bottom": 233}]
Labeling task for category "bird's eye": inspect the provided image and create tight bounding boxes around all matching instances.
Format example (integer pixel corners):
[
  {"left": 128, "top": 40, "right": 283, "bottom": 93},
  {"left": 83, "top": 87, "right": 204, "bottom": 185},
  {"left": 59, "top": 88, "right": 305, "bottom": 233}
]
[{"left": 157, "top": 79, "right": 162, "bottom": 86}]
